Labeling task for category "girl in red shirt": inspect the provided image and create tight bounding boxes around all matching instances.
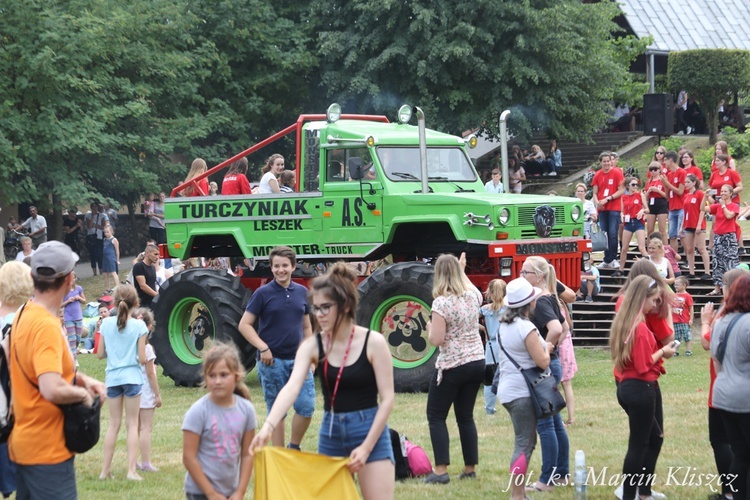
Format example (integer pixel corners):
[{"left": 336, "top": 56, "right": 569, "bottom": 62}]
[
  {"left": 704, "top": 184, "right": 740, "bottom": 295},
  {"left": 610, "top": 275, "right": 676, "bottom": 500},
  {"left": 615, "top": 177, "right": 648, "bottom": 277},
  {"left": 680, "top": 150, "right": 703, "bottom": 189},
  {"left": 645, "top": 161, "right": 668, "bottom": 244},
  {"left": 181, "top": 158, "right": 209, "bottom": 197},
  {"left": 711, "top": 140, "right": 737, "bottom": 171},
  {"left": 708, "top": 154, "right": 743, "bottom": 251},
  {"left": 222, "top": 157, "right": 252, "bottom": 195},
  {"left": 682, "top": 174, "right": 711, "bottom": 279}
]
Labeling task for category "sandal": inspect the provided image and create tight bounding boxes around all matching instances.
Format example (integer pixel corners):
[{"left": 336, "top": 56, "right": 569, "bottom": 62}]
[
  {"left": 525, "top": 481, "right": 555, "bottom": 492},
  {"left": 706, "top": 290, "right": 722, "bottom": 296}
]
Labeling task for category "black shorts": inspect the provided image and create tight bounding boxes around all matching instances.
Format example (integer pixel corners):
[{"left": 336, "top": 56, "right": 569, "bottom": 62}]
[{"left": 648, "top": 197, "right": 669, "bottom": 215}]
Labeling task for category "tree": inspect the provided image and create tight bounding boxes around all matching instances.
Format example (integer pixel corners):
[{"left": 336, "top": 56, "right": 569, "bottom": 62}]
[
  {"left": 311, "top": 0, "right": 647, "bottom": 140},
  {"left": 668, "top": 49, "right": 750, "bottom": 145}
]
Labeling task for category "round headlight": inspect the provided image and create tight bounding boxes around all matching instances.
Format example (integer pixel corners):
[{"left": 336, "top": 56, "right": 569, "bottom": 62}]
[
  {"left": 466, "top": 134, "right": 478, "bottom": 149},
  {"left": 571, "top": 205, "right": 581, "bottom": 222},
  {"left": 397, "top": 105, "right": 412, "bottom": 124},
  {"left": 499, "top": 208, "right": 510, "bottom": 226},
  {"left": 366, "top": 136, "right": 375, "bottom": 147},
  {"left": 327, "top": 103, "right": 342, "bottom": 123}
]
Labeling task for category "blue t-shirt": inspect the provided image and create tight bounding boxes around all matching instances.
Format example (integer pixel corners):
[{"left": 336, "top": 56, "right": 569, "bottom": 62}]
[
  {"left": 100, "top": 316, "right": 147, "bottom": 387},
  {"left": 481, "top": 305, "right": 505, "bottom": 363},
  {"left": 245, "top": 280, "right": 310, "bottom": 360}
]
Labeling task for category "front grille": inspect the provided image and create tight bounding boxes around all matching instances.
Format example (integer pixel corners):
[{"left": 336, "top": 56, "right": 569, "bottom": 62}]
[{"left": 517, "top": 205, "right": 565, "bottom": 226}]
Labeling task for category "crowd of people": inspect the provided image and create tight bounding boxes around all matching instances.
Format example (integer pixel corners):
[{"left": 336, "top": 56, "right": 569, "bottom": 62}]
[{"left": 588, "top": 144, "right": 744, "bottom": 299}]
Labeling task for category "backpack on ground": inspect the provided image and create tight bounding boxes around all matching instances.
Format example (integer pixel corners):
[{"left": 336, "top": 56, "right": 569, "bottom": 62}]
[
  {"left": 389, "top": 428, "right": 410, "bottom": 480},
  {"left": 403, "top": 436, "right": 432, "bottom": 477}
]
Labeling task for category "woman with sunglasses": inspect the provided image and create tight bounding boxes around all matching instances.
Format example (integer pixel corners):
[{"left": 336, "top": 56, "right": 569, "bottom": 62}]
[
  {"left": 250, "top": 262, "right": 396, "bottom": 499},
  {"left": 683, "top": 174, "right": 711, "bottom": 280},
  {"left": 614, "top": 177, "right": 648, "bottom": 277},
  {"left": 652, "top": 147, "right": 667, "bottom": 168},
  {"left": 611, "top": 276, "right": 676, "bottom": 500},
  {"left": 645, "top": 161, "right": 669, "bottom": 244}
]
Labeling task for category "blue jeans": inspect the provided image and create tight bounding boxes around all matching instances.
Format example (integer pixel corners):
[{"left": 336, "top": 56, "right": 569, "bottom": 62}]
[
  {"left": 537, "top": 358, "right": 570, "bottom": 484},
  {"left": 318, "top": 407, "right": 394, "bottom": 464},
  {"left": 598, "top": 210, "right": 621, "bottom": 264},
  {"left": 484, "top": 385, "right": 497, "bottom": 413},
  {"left": 257, "top": 358, "right": 315, "bottom": 418},
  {"left": 668, "top": 209, "right": 684, "bottom": 240}
]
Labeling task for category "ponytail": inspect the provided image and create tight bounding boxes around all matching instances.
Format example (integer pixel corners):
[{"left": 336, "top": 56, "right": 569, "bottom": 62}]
[{"left": 112, "top": 284, "right": 139, "bottom": 331}]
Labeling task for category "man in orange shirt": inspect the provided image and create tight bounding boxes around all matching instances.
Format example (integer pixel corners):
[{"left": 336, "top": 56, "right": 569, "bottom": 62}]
[{"left": 9, "top": 241, "right": 106, "bottom": 499}]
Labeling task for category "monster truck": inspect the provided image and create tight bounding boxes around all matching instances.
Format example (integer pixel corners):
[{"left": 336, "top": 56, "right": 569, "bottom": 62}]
[{"left": 152, "top": 104, "right": 590, "bottom": 391}]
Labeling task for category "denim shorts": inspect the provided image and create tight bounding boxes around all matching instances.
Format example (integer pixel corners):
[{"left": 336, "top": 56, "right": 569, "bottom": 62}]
[
  {"left": 668, "top": 209, "right": 684, "bottom": 239},
  {"left": 623, "top": 219, "right": 645, "bottom": 233},
  {"left": 107, "top": 383, "right": 142, "bottom": 398},
  {"left": 318, "top": 406, "right": 394, "bottom": 464},
  {"left": 257, "top": 358, "right": 315, "bottom": 418}
]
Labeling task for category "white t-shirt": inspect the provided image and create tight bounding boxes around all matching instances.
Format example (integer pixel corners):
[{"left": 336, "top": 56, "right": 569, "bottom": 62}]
[
  {"left": 497, "top": 316, "right": 545, "bottom": 404},
  {"left": 15, "top": 249, "right": 34, "bottom": 262},
  {"left": 21, "top": 216, "right": 47, "bottom": 235},
  {"left": 258, "top": 172, "right": 277, "bottom": 194},
  {"left": 140, "top": 344, "right": 158, "bottom": 409}
]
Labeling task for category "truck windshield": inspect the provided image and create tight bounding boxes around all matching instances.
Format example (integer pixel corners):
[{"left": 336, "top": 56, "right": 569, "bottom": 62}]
[{"left": 376, "top": 147, "right": 476, "bottom": 182}]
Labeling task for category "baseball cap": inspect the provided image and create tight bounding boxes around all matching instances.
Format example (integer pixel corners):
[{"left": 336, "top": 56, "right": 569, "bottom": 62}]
[{"left": 31, "top": 241, "right": 79, "bottom": 278}]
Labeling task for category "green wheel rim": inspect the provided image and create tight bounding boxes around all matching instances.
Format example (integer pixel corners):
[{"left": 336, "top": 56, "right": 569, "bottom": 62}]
[
  {"left": 168, "top": 297, "right": 215, "bottom": 365},
  {"left": 370, "top": 295, "right": 435, "bottom": 369}
]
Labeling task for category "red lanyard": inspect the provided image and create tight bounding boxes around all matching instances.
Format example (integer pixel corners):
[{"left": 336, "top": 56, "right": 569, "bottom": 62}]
[{"left": 323, "top": 326, "right": 356, "bottom": 415}]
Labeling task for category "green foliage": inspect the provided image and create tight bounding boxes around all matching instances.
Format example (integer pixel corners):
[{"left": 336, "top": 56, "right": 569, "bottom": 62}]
[
  {"left": 668, "top": 49, "right": 750, "bottom": 144},
  {"left": 313, "top": 0, "right": 646, "bottom": 140},
  {"left": 720, "top": 127, "right": 750, "bottom": 159}
]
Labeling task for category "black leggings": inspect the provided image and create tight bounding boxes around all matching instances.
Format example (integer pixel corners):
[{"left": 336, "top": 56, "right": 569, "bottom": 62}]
[
  {"left": 709, "top": 406, "right": 735, "bottom": 496},
  {"left": 426, "top": 360, "right": 484, "bottom": 467},
  {"left": 720, "top": 409, "right": 750, "bottom": 499},
  {"left": 616, "top": 379, "right": 664, "bottom": 500}
]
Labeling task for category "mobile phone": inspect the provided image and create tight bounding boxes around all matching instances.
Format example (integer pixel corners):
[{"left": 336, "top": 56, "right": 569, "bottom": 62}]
[{"left": 672, "top": 340, "right": 681, "bottom": 349}]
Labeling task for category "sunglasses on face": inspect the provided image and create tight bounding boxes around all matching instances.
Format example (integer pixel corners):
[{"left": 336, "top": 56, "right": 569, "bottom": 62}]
[
  {"left": 630, "top": 183, "right": 639, "bottom": 187},
  {"left": 656, "top": 151, "right": 665, "bottom": 155},
  {"left": 649, "top": 168, "right": 659, "bottom": 171}
]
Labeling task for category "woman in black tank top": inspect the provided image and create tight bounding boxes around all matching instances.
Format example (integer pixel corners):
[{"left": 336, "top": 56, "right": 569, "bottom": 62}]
[{"left": 250, "top": 263, "right": 396, "bottom": 499}]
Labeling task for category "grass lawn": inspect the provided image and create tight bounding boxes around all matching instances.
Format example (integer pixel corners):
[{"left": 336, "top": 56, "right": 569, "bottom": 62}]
[{"left": 69, "top": 334, "right": 720, "bottom": 499}]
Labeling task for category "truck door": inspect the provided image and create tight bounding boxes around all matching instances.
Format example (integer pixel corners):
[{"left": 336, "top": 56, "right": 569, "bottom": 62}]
[{"left": 321, "top": 148, "right": 384, "bottom": 259}]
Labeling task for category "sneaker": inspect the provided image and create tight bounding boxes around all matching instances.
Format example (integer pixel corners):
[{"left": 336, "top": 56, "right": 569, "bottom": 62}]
[
  {"left": 612, "top": 270, "right": 624, "bottom": 278},
  {"left": 685, "top": 350, "right": 692, "bottom": 356},
  {"left": 612, "top": 260, "right": 621, "bottom": 269},
  {"left": 486, "top": 408, "right": 497, "bottom": 415},
  {"left": 458, "top": 471, "right": 477, "bottom": 480},
  {"left": 548, "top": 171, "right": 558, "bottom": 176},
  {"left": 700, "top": 274, "right": 713, "bottom": 281},
  {"left": 138, "top": 462, "right": 159, "bottom": 472},
  {"left": 597, "top": 261, "right": 613, "bottom": 269},
  {"left": 674, "top": 351, "right": 680, "bottom": 356},
  {"left": 687, "top": 126, "right": 692, "bottom": 134},
  {"left": 584, "top": 296, "right": 593, "bottom": 303},
  {"left": 542, "top": 172, "right": 549, "bottom": 176},
  {"left": 423, "top": 472, "right": 450, "bottom": 484},
  {"left": 651, "top": 490, "right": 667, "bottom": 499}
]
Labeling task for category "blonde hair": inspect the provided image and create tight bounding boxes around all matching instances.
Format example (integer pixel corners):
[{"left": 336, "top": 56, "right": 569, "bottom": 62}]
[
  {"left": 113, "top": 284, "right": 139, "bottom": 331},
  {"left": 524, "top": 256, "right": 551, "bottom": 292},
  {"left": 203, "top": 341, "right": 250, "bottom": 400},
  {"left": 433, "top": 254, "right": 468, "bottom": 298},
  {"left": 484, "top": 279, "right": 507, "bottom": 313},
  {"left": 648, "top": 237, "right": 665, "bottom": 258},
  {"left": 183, "top": 158, "right": 208, "bottom": 196},
  {"left": 610, "top": 275, "right": 661, "bottom": 371},
  {"left": 0, "top": 261, "right": 34, "bottom": 307},
  {"left": 616, "top": 259, "right": 673, "bottom": 319},
  {"left": 132, "top": 307, "right": 154, "bottom": 343},
  {"left": 648, "top": 161, "right": 662, "bottom": 172}
]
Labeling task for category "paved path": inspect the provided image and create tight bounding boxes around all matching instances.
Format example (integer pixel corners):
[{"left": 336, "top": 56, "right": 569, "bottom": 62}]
[{"left": 74, "top": 255, "right": 136, "bottom": 280}]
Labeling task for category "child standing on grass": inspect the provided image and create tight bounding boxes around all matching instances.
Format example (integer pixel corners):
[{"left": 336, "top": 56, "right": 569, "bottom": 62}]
[
  {"left": 101, "top": 225, "right": 120, "bottom": 293},
  {"left": 98, "top": 285, "right": 148, "bottom": 481},
  {"left": 480, "top": 279, "right": 506, "bottom": 415},
  {"left": 133, "top": 308, "right": 162, "bottom": 472},
  {"left": 671, "top": 276, "right": 694, "bottom": 356},
  {"left": 183, "top": 342, "right": 256, "bottom": 500},
  {"left": 62, "top": 271, "right": 86, "bottom": 361}
]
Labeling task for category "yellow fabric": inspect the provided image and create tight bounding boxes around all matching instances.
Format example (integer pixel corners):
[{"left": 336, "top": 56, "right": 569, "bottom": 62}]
[{"left": 254, "top": 447, "right": 359, "bottom": 499}]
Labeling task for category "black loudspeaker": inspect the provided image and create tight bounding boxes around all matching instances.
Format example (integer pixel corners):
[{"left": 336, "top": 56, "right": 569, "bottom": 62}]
[{"left": 643, "top": 93, "right": 673, "bottom": 136}]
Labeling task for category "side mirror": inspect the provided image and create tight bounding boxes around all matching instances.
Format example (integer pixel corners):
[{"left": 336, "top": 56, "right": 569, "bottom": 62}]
[{"left": 348, "top": 157, "right": 364, "bottom": 180}]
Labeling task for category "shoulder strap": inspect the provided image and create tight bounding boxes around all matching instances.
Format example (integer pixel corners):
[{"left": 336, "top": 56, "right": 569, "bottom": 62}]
[
  {"left": 10, "top": 304, "right": 38, "bottom": 389},
  {"left": 315, "top": 332, "right": 324, "bottom": 359},
  {"left": 716, "top": 313, "right": 746, "bottom": 364},
  {"left": 497, "top": 332, "right": 522, "bottom": 371}
]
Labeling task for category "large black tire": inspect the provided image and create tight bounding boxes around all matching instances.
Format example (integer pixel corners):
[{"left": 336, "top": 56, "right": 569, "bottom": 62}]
[
  {"left": 152, "top": 268, "right": 255, "bottom": 387},
  {"left": 357, "top": 262, "right": 437, "bottom": 393}
]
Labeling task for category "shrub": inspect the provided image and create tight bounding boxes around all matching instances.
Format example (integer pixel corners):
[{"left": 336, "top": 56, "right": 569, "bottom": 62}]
[{"left": 721, "top": 127, "right": 750, "bottom": 159}]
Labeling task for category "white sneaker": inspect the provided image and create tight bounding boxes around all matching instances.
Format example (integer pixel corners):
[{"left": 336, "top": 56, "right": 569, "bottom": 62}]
[
  {"left": 548, "top": 171, "right": 558, "bottom": 176},
  {"left": 612, "top": 260, "right": 621, "bottom": 269},
  {"left": 615, "top": 483, "right": 667, "bottom": 500},
  {"left": 597, "top": 261, "right": 612, "bottom": 269}
]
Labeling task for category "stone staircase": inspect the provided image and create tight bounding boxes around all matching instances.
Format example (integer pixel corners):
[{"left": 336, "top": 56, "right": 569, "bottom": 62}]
[
  {"left": 475, "top": 131, "right": 643, "bottom": 191},
  {"left": 573, "top": 239, "right": 750, "bottom": 347}
]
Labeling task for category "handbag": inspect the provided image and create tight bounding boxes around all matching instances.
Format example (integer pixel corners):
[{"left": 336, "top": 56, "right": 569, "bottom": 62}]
[
  {"left": 498, "top": 333, "right": 566, "bottom": 419},
  {"left": 590, "top": 224, "right": 607, "bottom": 252},
  {"left": 59, "top": 392, "right": 101, "bottom": 453}
]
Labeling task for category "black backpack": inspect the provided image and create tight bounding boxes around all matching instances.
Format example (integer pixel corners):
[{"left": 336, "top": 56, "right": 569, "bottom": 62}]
[
  {"left": 389, "top": 428, "right": 410, "bottom": 480},
  {"left": 0, "top": 321, "right": 14, "bottom": 443}
]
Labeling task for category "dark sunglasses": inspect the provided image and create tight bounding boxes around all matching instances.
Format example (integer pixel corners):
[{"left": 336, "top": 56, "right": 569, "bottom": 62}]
[
  {"left": 629, "top": 183, "right": 639, "bottom": 187},
  {"left": 656, "top": 151, "right": 665, "bottom": 155}
]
